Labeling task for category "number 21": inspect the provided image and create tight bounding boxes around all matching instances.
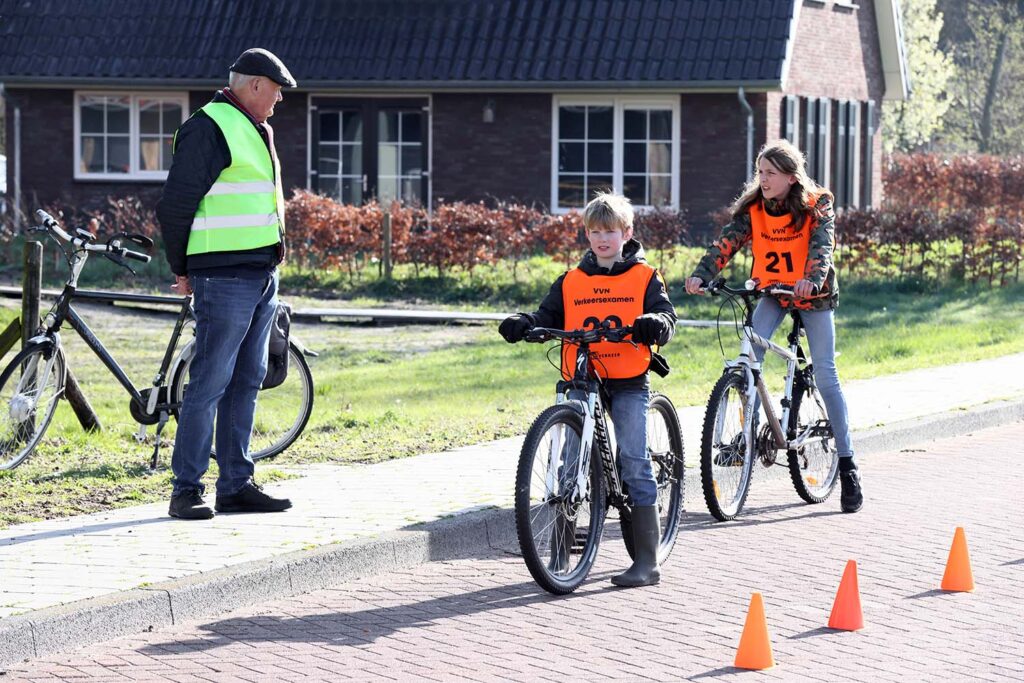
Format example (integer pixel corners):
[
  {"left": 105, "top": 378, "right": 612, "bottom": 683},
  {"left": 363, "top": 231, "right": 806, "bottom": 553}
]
[{"left": 765, "top": 251, "right": 794, "bottom": 273}]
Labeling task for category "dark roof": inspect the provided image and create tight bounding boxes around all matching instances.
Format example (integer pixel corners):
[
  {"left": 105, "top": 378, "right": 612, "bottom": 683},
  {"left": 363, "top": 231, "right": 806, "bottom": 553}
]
[{"left": 0, "top": 0, "right": 796, "bottom": 88}]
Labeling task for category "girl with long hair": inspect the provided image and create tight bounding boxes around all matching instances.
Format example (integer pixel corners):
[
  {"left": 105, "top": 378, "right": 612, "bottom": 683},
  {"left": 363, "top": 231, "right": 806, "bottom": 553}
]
[{"left": 685, "top": 139, "right": 863, "bottom": 513}]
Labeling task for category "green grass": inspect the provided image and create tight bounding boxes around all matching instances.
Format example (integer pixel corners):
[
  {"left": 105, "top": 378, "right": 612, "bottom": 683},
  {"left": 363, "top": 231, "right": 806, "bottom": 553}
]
[{"left": 0, "top": 253, "right": 1022, "bottom": 527}]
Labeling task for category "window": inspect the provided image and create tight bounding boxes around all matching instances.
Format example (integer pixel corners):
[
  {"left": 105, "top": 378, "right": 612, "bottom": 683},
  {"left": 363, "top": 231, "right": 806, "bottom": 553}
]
[
  {"left": 318, "top": 110, "right": 364, "bottom": 205},
  {"left": 311, "top": 98, "right": 429, "bottom": 207},
  {"left": 75, "top": 92, "right": 188, "bottom": 180},
  {"left": 377, "top": 109, "right": 424, "bottom": 205},
  {"left": 552, "top": 96, "right": 679, "bottom": 212},
  {"left": 815, "top": 97, "right": 831, "bottom": 185},
  {"left": 863, "top": 100, "right": 876, "bottom": 207},
  {"left": 783, "top": 95, "right": 800, "bottom": 145},
  {"left": 834, "top": 100, "right": 848, "bottom": 207},
  {"left": 805, "top": 97, "right": 818, "bottom": 173}
]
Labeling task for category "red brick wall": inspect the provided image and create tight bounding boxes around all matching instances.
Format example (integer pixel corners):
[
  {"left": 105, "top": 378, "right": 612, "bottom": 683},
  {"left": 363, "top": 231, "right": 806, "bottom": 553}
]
[
  {"left": 768, "top": 0, "right": 887, "bottom": 206},
  {"left": 431, "top": 93, "right": 551, "bottom": 207},
  {"left": 680, "top": 93, "right": 752, "bottom": 234}
]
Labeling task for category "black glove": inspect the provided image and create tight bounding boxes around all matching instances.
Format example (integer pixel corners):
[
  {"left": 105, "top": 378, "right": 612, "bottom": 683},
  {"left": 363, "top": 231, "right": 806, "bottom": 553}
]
[
  {"left": 499, "top": 314, "right": 533, "bottom": 343},
  {"left": 632, "top": 314, "right": 669, "bottom": 346}
]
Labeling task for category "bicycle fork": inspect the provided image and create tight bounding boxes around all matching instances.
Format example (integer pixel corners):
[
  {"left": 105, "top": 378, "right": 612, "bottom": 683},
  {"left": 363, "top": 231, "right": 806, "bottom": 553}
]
[{"left": 550, "top": 391, "right": 622, "bottom": 507}]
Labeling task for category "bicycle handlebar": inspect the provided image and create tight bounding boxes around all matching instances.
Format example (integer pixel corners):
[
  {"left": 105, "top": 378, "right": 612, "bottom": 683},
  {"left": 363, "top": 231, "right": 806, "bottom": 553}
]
[
  {"left": 524, "top": 324, "right": 635, "bottom": 345},
  {"left": 34, "top": 209, "right": 151, "bottom": 266},
  {"left": 700, "top": 277, "right": 824, "bottom": 299}
]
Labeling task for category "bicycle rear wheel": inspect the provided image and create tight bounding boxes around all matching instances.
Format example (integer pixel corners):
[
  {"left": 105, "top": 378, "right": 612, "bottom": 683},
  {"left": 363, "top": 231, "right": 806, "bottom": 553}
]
[
  {"left": 515, "top": 403, "right": 606, "bottom": 595},
  {"left": 787, "top": 373, "right": 839, "bottom": 503},
  {"left": 0, "top": 343, "right": 66, "bottom": 470},
  {"left": 621, "top": 393, "right": 685, "bottom": 562},
  {"left": 700, "top": 370, "right": 755, "bottom": 521},
  {"left": 172, "top": 342, "right": 314, "bottom": 461}
]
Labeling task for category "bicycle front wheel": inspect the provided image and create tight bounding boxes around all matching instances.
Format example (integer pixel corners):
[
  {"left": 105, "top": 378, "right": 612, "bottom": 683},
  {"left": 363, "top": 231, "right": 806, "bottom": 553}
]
[
  {"left": 787, "top": 374, "right": 839, "bottom": 503},
  {"left": 515, "top": 403, "right": 606, "bottom": 595},
  {"left": 172, "top": 342, "right": 314, "bottom": 461},
  {"left": 700, "top": 371, "right": 756, "bottom": 521},
  {"left": 622, "top": 393, "right": 685, "bottom": 563},
  {"left": 0, "top": 343, "right": 66, "bottom": 470}
]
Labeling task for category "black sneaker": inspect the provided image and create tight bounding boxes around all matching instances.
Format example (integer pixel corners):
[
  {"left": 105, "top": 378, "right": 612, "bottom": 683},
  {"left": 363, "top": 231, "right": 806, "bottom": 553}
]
[
  {"left": 215, "top": 482, "right": 292, "bottom": 513},
  {"left": 169, "top": 490, "right": 214, "bottom": 520},
  {"left": 839, "top": 469, "right": 863, "bottom": 513}
]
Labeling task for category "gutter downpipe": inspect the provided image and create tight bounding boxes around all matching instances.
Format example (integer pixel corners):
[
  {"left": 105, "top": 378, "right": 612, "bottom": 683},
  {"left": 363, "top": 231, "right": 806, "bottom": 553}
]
[
  {"left": 0, "top": 83, "right": 22, "bottom": 231},
  {"left": 737, "top": 87, "right": 754, "bottom": 180}
]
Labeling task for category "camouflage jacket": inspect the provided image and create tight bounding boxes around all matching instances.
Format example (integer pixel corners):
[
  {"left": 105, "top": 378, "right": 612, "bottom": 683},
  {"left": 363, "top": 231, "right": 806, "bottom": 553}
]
[{"left": 690, "top": 194, "right": 839, "bottom": 311}]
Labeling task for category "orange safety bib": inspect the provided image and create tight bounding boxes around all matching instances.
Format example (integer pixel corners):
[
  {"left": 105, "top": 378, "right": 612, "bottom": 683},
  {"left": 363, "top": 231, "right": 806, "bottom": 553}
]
[
  {"left": 749, "top": 196, "right": 817, "bottom": 287},
  {"left": 560, "top": 264, "right": 655, "bottom": 380}
]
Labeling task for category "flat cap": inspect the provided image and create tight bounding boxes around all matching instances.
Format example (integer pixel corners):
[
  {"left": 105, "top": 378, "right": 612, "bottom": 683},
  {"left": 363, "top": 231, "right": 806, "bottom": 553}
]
[{"left": 229, "top": 48, "right": 297, "bottom": 88}]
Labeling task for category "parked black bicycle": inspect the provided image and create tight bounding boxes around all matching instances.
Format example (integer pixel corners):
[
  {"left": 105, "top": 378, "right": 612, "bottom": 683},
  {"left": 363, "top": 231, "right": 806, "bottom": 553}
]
[
  {"left": 0, "top": 210, "right": 314, "bottom": 470},
  {"left": 514, "top": 322, "right": 685, "bottom": 594}
]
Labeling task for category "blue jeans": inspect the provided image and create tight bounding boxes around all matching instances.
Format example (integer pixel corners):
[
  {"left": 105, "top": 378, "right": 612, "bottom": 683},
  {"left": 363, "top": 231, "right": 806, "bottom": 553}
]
[
  {"left": 171, "top": 271, "right": 278, "bottom": 496},
  {"left": 751, "top": 297, "right": 854, "bottom": 458},
  {"left": 608, "top": 385, "right": 658, "bottom": 506}
]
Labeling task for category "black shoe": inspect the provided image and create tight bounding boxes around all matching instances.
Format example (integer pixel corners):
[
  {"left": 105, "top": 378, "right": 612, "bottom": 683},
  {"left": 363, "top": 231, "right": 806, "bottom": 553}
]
[
  {"left": 840, "top": 469, "right": 863, "bottom": 513},
  {"left": 215, "top": 482, "right": 292, "bottom": 513},
  {"left": 169, "top": 490, "right": 214, "bottom": 520}
]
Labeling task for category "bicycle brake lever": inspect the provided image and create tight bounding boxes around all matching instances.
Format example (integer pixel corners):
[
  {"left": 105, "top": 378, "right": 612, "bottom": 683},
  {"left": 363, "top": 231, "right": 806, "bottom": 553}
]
[{"left": 104, "top": 251, "right": 137, "bottom": 275}]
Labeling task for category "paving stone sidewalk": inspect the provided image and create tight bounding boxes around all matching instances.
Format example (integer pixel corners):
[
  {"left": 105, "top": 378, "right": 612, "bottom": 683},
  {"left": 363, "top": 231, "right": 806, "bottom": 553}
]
[
  {"left": 0, "top": 354, "right": 1022, "bottom": 656},
  {"left": 8, "top": 420, "right": 1024, "bottom": 682}
]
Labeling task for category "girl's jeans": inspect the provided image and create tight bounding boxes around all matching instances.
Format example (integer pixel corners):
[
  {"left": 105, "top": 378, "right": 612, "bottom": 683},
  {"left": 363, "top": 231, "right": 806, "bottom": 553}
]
[
  {"left": 751, "top": 297, "right": 854, "bottom": 458},
  {"left": 171, "top": 271, "right": 279, "bottom": 497},
  {"left": 608, "top": 385, "right": 658, "bottom": 506}
]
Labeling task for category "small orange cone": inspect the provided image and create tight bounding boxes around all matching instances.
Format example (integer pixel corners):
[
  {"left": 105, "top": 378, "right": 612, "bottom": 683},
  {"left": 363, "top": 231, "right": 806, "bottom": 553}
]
[
  {"left": 828, "top": 560, "right": 864, "bottom": 630},
  {"left": 941, "top": 527, "right": 975, "bottom": 592},
  {"left": 734, "top": 592, "right": 775, "bottom": 670}
]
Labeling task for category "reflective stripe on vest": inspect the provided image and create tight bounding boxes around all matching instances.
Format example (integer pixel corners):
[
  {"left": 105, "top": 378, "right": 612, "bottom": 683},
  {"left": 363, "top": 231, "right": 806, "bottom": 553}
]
[
  {"left": 560, "top": 264, "right": 655, "bottom": 380},
  {"left": 749, "top": 193, "right": 820, "bottom": 287},
  {"left": 186, "top": 102, "right": 283, "bottom": 256}
]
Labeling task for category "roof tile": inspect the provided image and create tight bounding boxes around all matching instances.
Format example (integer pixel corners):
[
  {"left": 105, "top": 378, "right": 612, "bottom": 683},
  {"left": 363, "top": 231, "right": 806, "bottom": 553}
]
[{"left": 0, "top": 0, "right": 793, "bottom": 84}]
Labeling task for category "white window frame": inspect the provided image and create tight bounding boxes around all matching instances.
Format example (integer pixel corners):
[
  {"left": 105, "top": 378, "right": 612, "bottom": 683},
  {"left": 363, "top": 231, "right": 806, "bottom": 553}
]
[
  {"left": 551, "top": 94, "right": 680, "bottom": 214},
  {"left": 74, "top": 91, "right": 189, "bottom": 181}
]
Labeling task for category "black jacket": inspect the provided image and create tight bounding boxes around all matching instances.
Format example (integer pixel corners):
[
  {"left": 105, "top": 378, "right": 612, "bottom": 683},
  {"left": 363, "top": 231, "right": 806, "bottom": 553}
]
[
  {"left": 156, "top": 90, "right": 281, "bottom": 276},
  {"left": 523, "top": 239, "right": 677, "bottom": 390}
]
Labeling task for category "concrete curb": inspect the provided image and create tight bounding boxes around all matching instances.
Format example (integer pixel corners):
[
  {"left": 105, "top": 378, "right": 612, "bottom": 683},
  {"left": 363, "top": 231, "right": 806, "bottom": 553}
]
[
  {"left": 2, "top": 398, "right": 1022, "bottom": 668},
  {"left": 0, "top": 506, "right": 517, "bottom": 667}
]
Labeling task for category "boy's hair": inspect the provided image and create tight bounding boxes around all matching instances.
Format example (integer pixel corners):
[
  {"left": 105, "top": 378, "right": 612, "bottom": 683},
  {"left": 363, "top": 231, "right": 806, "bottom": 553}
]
[{"left": 583, "top": 191, "right": 634, "bottom": 233}]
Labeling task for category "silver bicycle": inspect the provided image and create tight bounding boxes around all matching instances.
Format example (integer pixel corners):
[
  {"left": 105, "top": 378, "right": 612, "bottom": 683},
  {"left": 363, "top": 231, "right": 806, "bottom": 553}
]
[{"left": 698, "top": 279, "right": 839, "bottom": 521}]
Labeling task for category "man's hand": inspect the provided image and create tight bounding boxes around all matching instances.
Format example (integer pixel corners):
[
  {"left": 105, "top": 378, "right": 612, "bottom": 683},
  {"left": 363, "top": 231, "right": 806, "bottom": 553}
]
[
  {"left": 499, "top": 314, "right": 533, "bottom": 343},
  {"left": 685, "top": 276, "right": 705, "bottom": 295},
  {"left": 793, "top": 278, "right": 817, "bottom": 298},
  {"left": 632, "top": 314, "right": 669, "bottom": 346},
  {"left": 171, "top": 274, "right": 192, "bottom": 296}
]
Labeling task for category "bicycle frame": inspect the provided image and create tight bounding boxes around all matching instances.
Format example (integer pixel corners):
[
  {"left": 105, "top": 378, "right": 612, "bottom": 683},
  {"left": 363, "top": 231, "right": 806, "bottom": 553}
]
[
  {"left": 30, "top": 257, "right": 194, "bottom": 418},
  {"left": 725, "top": 304, "right": 829, "bottom": 455},
  {"left": 551, "top": 340, "right": 625, "bottom": 508}
]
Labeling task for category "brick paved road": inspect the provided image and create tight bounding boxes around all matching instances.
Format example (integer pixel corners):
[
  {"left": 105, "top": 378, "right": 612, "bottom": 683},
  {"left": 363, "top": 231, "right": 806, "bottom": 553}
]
[{"left": 6, "top": 422, "right": 1023, "bottom": 682}]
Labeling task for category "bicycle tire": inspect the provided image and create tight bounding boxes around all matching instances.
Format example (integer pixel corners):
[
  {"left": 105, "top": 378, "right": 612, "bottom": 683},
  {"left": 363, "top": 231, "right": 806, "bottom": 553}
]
[
  {"left": 0, "top": 342, "right": 66, "bottom": 470},
  {"left": 620, "top": 393, "right": 685, "bottom": 562},
  {"left": 787, "top": 373, "right": 839, "bottom": 503},
  {"left": 515, "top": 403, "right": 606, "bottom": 595},
  {"left": 700, "top": 370, "right": 756, "bottom": 521},
  {"left": 172, "top": 341, "right": 314, "bottom": 461}
]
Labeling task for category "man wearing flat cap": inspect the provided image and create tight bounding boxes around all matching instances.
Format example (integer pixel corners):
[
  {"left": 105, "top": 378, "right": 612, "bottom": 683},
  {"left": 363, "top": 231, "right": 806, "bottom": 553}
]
[{"left": 156, "top": 48, "right": 296, "bottom": 520}]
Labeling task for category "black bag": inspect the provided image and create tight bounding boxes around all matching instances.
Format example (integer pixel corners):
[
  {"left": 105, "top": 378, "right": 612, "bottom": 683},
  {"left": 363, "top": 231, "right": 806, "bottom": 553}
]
[{"left": 261, "top": 302, "right": 291, "bottom": 390}]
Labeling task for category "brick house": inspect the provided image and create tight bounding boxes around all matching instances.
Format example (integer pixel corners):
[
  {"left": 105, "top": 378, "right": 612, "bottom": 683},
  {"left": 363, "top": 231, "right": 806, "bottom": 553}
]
[{"left": 1, "top": 0, "right": 908, "bottom": 231}]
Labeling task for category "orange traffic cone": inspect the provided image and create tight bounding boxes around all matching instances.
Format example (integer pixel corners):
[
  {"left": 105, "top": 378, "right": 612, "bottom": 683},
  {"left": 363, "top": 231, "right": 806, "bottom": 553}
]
[
  {"left": 828, "top": 559, "right": 864, "bottom": 630},
  {"left": 941, "top": 527, "right": 975, "bottom": 592},
  {"left": 734, "top": 592, "right": 775, "bottom": 670}
]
